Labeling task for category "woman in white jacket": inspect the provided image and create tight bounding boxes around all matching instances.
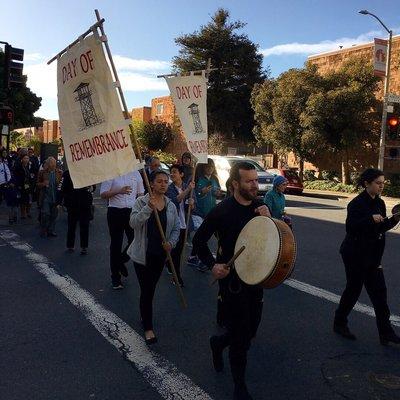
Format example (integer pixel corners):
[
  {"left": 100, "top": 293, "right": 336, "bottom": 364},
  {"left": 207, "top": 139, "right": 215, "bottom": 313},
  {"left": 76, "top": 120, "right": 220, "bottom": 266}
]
[{"left": 128, "top": 170, "right": 180, "bottom": 345}]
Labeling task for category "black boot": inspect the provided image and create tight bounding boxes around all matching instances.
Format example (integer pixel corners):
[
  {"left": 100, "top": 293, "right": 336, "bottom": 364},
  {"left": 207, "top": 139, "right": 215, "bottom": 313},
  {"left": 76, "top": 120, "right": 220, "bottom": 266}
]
[
  {"left": 233, "top": 384, "right": 253, "bottom": 400},
  {"left": 333, "top": 323, "right": 356, "bottom": 340},
  {"left": 210, "top": 336, "right": 224, "bottom": 372},
  {"left": 380, "top": 330, "right": 400, "bottom": 346}
]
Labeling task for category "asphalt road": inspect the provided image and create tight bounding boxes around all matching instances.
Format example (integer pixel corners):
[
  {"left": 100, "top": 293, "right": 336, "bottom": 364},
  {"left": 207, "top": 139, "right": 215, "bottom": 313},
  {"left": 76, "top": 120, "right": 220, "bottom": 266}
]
[{"left": 1, "top": 193, "right": 400, "bottom": 400}]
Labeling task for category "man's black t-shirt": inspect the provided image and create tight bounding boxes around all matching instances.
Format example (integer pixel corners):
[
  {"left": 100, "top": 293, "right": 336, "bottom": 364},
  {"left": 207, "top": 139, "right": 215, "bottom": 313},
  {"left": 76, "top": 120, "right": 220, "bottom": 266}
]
[{"left": 193, "top": 195, "right": 264, "bottom": 269}]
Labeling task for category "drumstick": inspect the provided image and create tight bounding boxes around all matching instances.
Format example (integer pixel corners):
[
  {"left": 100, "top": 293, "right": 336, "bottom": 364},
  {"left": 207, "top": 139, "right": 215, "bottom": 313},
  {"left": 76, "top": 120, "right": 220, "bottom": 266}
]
[
  {"left": 385, "top": 210, "right": 400, "bottom": 220},
  {"left": 210, "top": 246, "right": 246, "bottom": 286}
]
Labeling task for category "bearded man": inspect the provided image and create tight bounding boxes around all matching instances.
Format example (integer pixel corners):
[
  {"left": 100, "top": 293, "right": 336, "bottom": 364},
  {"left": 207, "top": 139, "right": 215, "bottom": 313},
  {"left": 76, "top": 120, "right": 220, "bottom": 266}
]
[{"left": 193, "top": 161, "right": 271, "bottom": 400}]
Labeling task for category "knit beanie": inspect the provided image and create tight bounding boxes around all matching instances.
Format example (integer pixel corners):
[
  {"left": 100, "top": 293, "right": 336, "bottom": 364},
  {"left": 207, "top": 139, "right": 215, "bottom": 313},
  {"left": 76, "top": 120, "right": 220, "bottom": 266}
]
[{"left": 273, "top": 175, "right": 287, "bottom": 188}]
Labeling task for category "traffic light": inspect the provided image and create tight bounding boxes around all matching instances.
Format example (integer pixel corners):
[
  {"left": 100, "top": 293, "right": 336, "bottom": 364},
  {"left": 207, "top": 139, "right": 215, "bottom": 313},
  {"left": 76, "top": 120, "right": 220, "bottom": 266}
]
[
  {"left": 387, "top": 116, "right": 400, "bottom": 140},
  {"left": 0, "top": 106, "right": 14, "bottom": 125},
  {"left": 3, "top": 44, "right": 24, "bottom": 88}
]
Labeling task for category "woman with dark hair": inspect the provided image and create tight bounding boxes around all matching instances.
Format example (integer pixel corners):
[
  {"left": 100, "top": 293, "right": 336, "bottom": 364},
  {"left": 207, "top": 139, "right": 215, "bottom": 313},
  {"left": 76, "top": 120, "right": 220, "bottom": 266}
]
[
  {"left": 195, "top": 158, "right": 221, "bottom": 218},
  {"left": 166, "top": 164, "right": 195, "bottom": 286},
  {"left": 127, "top": 170, "right": 180, "bottom": 344},
  {"left": 334, "top": 168, "right": 400, "bottom": 345}
]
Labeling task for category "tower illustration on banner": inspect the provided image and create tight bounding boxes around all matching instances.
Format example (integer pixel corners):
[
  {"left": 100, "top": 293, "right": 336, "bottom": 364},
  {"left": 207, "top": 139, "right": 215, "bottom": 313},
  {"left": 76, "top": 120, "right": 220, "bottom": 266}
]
[
  {"left": 188, "top": 103, "right": 204, "bottom": 134},
  {"left": 74, "top": 82, "right": 104, "bottom": 130}
]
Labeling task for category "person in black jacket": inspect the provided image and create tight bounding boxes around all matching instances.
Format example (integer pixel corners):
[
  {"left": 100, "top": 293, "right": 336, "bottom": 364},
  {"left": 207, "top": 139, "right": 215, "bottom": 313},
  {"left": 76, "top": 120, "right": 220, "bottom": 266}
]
[
  {"left": 193, "top": 162, "right": 271, "bottom": 400},
  {"left": 334, "top": 168, "right": 400, "bottom": 345},
  {"left": 166, "top": 164, "right": 195, "bottom": 286},
  {"left": 60, "top": 170, "right": 94, "bottom": 254},
  {"left": 14, "top": 154, "right": 36, "bottom": 219}
]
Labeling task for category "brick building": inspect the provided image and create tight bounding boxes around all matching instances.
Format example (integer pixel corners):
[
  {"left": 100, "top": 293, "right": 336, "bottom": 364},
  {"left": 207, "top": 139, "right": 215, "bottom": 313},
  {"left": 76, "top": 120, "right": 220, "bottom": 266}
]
[
  {"left": 131, "top": 106, "right": 151, "bottom": 123},
  {"left": 132, "top": 95, "right": 188, "bottom": 157},
  {"left": 42, "top": 120, "right": 61, "bottom": 143},
  {"left": 302, "top": 35, "right": 400, "bottom": 174}
]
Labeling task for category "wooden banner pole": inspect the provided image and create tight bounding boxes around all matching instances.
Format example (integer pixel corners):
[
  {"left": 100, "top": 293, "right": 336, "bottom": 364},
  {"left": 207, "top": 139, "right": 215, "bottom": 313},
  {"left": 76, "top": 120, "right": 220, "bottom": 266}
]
[{"left": 94, "top": 9, "right": 187, "bottom": 308}]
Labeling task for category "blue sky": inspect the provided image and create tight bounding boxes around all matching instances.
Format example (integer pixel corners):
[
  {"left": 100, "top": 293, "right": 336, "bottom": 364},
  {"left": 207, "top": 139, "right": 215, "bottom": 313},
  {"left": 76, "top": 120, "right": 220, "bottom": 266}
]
[{"left": 0, "top": 0, "right": 398, "bottom": 120}]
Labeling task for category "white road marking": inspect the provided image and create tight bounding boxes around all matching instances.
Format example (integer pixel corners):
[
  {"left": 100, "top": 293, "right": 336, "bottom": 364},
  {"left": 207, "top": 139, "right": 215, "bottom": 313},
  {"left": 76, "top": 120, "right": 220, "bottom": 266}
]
[
  {"left": 0, "top": 230, "right": 212, "bottom": 400},
  {"left": 285, "top": 278, "right": 400, "bottom": 326}
]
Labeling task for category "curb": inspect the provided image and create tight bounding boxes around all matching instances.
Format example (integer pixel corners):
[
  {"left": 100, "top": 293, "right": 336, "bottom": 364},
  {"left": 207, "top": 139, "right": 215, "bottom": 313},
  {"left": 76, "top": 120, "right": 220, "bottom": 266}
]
[{"left": 302, "top": 189, "right": 399, "bottom": 207}]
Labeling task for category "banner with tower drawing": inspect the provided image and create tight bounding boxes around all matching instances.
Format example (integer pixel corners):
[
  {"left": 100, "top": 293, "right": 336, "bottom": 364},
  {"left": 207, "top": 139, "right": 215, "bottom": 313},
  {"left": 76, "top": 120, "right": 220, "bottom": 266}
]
[
  {"left": 57, "top": 33, "right": 139, "bottom": 188},
  {"left": 164, "top": 75, "right": 208, "bottom": 163}
]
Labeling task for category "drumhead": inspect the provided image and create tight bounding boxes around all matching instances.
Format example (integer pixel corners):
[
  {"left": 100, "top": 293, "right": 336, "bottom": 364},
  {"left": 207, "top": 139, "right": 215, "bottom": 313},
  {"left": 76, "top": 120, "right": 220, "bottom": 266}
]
[{"left": 234, "top": 216, "right": 280, "bottom": 285}]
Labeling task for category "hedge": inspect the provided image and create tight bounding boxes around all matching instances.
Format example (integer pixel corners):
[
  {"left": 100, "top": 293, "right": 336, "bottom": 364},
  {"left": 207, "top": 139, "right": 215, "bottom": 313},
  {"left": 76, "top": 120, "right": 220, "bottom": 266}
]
[{"left": 303, "top": 180, "right": 400, "bottom": 198}]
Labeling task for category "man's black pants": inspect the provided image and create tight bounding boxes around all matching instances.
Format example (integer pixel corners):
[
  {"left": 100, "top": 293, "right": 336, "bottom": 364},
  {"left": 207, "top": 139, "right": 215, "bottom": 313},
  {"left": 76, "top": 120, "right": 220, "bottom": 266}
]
[
  {"left": 67, "top": 207, "right": 90, "bottom": 249},
  {"left": 335, "top": 253, "right": 392, "bottom": 335},
  {"left": 107, "top": 207, "right": 134, "bottom": 283},
  {"left": 214, "top": 278, "right": 263, "bottom": 388},
  {"left": 134, "top": 252, "right": 166, "bottom": 331}
]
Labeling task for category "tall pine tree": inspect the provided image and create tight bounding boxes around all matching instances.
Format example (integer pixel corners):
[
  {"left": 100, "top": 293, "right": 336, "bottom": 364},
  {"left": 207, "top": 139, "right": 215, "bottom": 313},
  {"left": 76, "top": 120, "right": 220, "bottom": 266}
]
[{"left": 173, "top": 9, "right": 266, "bottom": 142}]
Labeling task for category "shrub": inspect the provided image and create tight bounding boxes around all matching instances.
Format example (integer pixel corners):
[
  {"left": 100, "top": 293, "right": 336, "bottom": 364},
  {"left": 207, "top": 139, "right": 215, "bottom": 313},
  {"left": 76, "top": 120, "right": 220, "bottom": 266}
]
[
  {"left": 383, "top": 184, "right": 400, "bottom": 198},
  {"left": 303, "top": 170, "right": 317, "bottom": 181},
  {"left": 303, "top": 180, "right": 358, "bottom": 193},
  {"left": 151, "top": 150, "right": 177, "bottom": 165},
  {"left": 321, "top": 170, "right": 339, "bottom": 181}
]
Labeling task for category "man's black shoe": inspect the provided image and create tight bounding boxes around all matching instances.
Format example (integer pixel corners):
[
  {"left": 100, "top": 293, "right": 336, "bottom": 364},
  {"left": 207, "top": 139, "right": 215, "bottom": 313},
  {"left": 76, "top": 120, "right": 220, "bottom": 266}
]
[
  {"left": 333, "top": 323, "right": 356, "bottom": 340},
  {"left": 233, "top": 385, "right": 253, "bottom": 400},
  {"left": 380, "top": 331, "right": 400, "bottom": 346},
  {"left": 210, "top": 336, "right": 224, "bottom": 372},
  {"left": 120, "top": 264, "right": 129, "bottom": 277}
]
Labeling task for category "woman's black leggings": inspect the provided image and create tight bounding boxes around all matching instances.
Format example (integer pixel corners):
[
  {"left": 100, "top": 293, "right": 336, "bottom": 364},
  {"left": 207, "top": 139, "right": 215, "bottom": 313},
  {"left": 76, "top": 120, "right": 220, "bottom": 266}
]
[{"left": 134, "top": 252, "right": 166, "bottom": 331}]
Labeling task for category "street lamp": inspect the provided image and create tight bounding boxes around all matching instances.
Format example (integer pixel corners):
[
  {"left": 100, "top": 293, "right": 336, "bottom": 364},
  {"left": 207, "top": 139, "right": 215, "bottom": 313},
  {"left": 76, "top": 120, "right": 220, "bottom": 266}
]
[{"left": 359, "top": 9, "right": 393, "bottom": 171}]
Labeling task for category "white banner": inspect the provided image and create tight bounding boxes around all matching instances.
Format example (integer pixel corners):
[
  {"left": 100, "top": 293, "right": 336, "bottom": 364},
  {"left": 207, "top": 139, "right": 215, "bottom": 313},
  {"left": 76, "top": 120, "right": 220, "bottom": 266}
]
[
  {"left": 165, "top": 75, "right": 208, "bottom": 163},
  {"left": 374, "top": 38, "right": 387, "bottom": 78},
  {"left": 57, "top": 34, "right": 139, "bottom": 188}
]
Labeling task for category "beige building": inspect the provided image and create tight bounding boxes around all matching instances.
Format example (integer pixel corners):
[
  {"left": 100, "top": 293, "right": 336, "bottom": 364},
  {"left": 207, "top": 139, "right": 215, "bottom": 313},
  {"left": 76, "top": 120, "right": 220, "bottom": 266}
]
[{"left": 305, "top": 35, "right": 400, "bottom": 174}]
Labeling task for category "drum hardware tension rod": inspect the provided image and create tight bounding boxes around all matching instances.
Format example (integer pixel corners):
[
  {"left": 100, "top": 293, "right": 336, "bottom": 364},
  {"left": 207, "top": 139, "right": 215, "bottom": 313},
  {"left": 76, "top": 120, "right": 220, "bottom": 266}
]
[{"left": 210, "top": 246, "right": 246, "bottom": 286}]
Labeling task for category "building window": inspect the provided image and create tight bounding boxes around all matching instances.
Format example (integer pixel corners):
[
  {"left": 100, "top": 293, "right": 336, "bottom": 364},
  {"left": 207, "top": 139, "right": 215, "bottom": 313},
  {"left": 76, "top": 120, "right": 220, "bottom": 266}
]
[{"left": 156, "top": 103, "right": 164, "bottom": 115}]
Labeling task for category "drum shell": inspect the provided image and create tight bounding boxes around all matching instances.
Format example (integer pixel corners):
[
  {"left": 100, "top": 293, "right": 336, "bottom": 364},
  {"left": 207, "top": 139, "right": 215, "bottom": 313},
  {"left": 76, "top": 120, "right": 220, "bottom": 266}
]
[{"left": 260, "top": 218, "right": 296, "bottom": 289}]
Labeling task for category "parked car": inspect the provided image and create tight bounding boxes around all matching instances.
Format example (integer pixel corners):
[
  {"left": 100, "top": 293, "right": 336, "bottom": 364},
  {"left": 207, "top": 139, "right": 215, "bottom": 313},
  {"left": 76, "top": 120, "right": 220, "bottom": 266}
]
[
  {"left": 265, "top": 168, "right": 304, "bottom": 194},
  {"left": 209, "top": 155, "right": 274, "bottom": 195}
]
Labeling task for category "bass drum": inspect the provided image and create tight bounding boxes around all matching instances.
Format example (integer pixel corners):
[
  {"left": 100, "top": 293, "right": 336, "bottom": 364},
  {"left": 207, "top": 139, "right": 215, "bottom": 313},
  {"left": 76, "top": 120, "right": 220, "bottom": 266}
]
[{"left": 234, "top": 216, "right": 296, "bottom": 289}]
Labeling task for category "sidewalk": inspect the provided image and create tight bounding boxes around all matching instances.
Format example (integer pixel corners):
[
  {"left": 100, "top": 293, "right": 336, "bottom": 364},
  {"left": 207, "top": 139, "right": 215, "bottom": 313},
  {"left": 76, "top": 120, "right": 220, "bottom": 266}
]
[{"left": 302, "top": 189, "right": 400, "bottom": 208}]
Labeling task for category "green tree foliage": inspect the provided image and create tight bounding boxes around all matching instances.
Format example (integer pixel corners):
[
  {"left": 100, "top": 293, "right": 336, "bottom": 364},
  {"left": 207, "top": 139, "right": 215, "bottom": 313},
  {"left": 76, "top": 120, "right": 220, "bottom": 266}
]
[
  {"left": 9, "top": 130, "right": 28, "bottom": 150},
  {"left": 173, "top": 8, "right": 266, "bottom": 142},
  {"left": 251, "top": 65, "right": 322, "bottom": 178},
  {"left": 301, "top": 57, "right": 380, "bottom": 183},
  {"left": 27, "top": 137, "right": 42, "bottom": 154},
  {"left": 133, "top": 119, "right": 174, "bottom": 152},
  {"left": 252, "top": 57, "right": 381, "bottom": 183},
  {"left": 0, "top": 49, "right": 42, "bottom": 128}
]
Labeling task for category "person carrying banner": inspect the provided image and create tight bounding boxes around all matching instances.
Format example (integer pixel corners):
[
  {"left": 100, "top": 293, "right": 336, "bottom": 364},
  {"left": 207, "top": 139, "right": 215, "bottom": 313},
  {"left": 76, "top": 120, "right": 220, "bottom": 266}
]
[
  {"left": 100, "top": 169, "right": 144, "bottom": 289},
  {"left": 127, "top": 170, "right": 180, "bottom": 344},
  {"left": 193, "top": 161, "right": 271, "bottom": 400},
  {"left": 37, "top": 157, "right": 62, "bottom": 237},
  {"left": 60, "top": 169, "right": 95, "bottom": 255},
  {"left": 166, "top": 164, "right": 195, "bottom": 286}
]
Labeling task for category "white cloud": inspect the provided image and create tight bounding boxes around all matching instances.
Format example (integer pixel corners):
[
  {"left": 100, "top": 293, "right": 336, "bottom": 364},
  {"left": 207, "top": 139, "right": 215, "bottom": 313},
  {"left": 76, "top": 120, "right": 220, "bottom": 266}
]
[
  {"left": 261, "top": 29, "right": 400, "bottom": 57},
  {"left": 119, "top": 71, "right": 169, "bottom": 92},
  {"left": 113, "top": 55, "right": 171, "bottom": 72},
  {"left": 25, "top": 62, "right": 57, "bottom": 100},
  {"left": 24, "top": 53, "right": 45, "bottom": 63},
  {"left": 22, "top": 54, "right": 171, "bottom": 119}
]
